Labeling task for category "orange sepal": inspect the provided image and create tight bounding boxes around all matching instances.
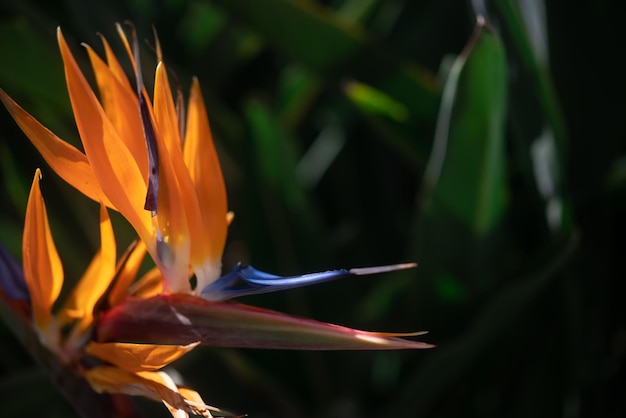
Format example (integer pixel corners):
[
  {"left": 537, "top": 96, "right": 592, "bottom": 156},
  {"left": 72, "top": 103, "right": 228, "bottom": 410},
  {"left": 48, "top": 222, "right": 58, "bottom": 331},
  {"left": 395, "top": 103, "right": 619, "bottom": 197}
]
[
  {"left": 22, "top": 169, "right": 63, "bottom": 330},
  {"left": 108, "top": 240, "right": 148, "bottom": 307},
  {"left": 154, "top": 63, "right": 212, "bottom": 283},
  {"left": 85, "top": 366, "right": 219, "bottom": 417},
  {"left": 131, "top": 266, "right": 164, "bottom": 299},
  {"left": 86, "top": 341, "right": 199, "bottom": 373},
  {"left": 183, "top": 79, "right": 228, "bottom": 289},
  {"left": 58, "top": 204, "right": 116, "bottom": 336},
  {"left": 84, "top": 43, "right": 147, "bottom": 178},
  {"left": 0, "top": 90, "right": 112, "bottom": 208},
  {"left": 57, "top": 28, "right": 152, "bottom": 247}
]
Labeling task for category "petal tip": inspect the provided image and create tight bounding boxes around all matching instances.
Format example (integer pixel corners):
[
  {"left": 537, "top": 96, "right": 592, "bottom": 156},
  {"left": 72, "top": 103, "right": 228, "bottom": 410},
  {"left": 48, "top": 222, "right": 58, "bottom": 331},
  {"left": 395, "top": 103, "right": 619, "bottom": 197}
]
[{"left": 349, "top": 262, "right": 417, "bottom": 276}]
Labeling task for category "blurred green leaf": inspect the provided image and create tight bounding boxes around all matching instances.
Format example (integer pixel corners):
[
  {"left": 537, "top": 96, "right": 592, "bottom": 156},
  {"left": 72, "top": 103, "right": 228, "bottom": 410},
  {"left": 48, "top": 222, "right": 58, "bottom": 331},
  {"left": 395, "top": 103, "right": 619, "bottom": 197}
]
[
  {"left": 388, "top": 231, "right": 577, "bottom": 416},
  {"left": 245, "top": 98, "right": 309, "bottom": 212},
  {"left": 296, "top": 123, "right": 346, "bottom": 189},
  {"left": 494, "top": 0, "right": 567, "bottom": 149},
  {"left": 211, "top": 0, "right": 440, "bottom": 122},
  {"left": 0, "top": 143, "right": 29, "bottom": 218},
  {"left": 276, "top": 66, "right": 323, "bottom": 130},
  {"left": 243, "top": 97, "right": 331, "bottom": 268},
  {"left": 433, "top": 271, "right": 468, "bottom": 303},
  {"left": 343, "top": 80, "right": 409, "bottom": 122},
  {"left": 178, "top": 1, "right": 226, "bottom": 52},
  {"left": 0, "top": 21, "right": 70, "bottom": 129},
  {"left": 423, "top": 19, "right": 508, "bottom": 235}
]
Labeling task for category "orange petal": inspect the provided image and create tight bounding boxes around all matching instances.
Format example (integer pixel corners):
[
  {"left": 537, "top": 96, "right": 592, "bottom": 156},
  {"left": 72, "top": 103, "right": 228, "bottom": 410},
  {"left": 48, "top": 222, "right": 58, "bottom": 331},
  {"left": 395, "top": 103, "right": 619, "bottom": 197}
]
[
  {"left": 154, "top": 63, "right": 212, "bottom": 285},
  {"left": 59, "top": 204, "right": 116, "bottom": 336},
  {"left": 84, "top": 43, "right": 148, "bottom": 179},
  {"left": 139, "top": 78, "right": 191, "bottom": 293},
  {"left": 0, "top": 89, "right": 112, "bottom": 208},
  {"left": 114, "top": 23, "right": 135, "bottom": 73},
  {"left": 153, "top": 62, "right": 184, "bottom": 155},
  {"left": 86, "top": 366, "right": 172, "bottom": 404},
  {"left": 86, "top": 341, "right": 199, "bottom": 373},
  {"left": 85, "top": 366, "right": 218, "bottom": 417},
  {"left": 108, "top": 240, "right": 148, "bottom": 307},
  {"left": 131, "top": 266, "right": 164, "bottom": 299},
  {"left": 57, "top": 28, "right": 152, "bottom": 249},
  {"left": 183, "top": 79, "right": 228, "bottom": 289},
  {"left": 22, "top": 170, "right": 63, "bottom": 329},
  {"left": 98, "top": 33, "right": 133, "bottom": 92}
]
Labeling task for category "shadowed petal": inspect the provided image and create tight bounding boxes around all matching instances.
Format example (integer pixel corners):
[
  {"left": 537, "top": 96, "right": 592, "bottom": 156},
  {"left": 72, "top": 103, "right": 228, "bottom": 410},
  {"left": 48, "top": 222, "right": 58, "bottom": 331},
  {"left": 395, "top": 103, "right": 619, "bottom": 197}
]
[
  {"left": 131, "top": 266, "right": 165, "bottom": 299},
  {"left": 22, "top": 170, "right": 63, "bottom": 330},
  {"left": 107, "top": 240, "right": 148, "bottom": 307},
  {"left": 86, "top": 341, "right": 199, "bottom": 373},
  {"left": 0, "top": 242, "right": 29, "bottom": 302},
  {"left": 201, "top": 262, "right": 417, "bottom": 301},
  {"left": 96, "top": 294, "right": 433, "bottom": 350}
]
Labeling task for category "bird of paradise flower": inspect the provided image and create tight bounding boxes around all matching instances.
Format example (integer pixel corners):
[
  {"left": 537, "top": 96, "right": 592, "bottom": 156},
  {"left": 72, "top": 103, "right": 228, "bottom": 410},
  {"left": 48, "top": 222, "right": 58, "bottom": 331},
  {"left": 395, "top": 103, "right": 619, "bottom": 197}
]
[{"left": 0, "top": 24, "right": 432, "bottom": 417}]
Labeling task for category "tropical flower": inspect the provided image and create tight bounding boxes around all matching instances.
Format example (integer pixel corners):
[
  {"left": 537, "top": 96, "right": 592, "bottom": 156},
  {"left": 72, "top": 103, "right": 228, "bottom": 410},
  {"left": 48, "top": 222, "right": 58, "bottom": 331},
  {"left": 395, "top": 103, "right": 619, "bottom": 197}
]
[{"left": 0, "top": 25, "right": 432, "bottom": 417}]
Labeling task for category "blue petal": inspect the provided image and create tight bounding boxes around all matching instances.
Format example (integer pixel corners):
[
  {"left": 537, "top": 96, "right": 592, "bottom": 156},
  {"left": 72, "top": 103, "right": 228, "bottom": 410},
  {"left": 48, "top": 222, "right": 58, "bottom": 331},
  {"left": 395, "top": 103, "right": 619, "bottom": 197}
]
[
  {"left": 0, "top": 242, "right": 30, "bottom": 301},
  {"left": 200, "top": 262, "right": 416, "bottom": 301}
]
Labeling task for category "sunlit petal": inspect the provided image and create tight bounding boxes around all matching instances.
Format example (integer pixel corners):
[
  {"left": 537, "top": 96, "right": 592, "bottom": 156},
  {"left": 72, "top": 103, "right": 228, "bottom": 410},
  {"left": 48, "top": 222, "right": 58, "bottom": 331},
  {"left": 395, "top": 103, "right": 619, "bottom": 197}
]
[
  {"left": 153, "top": 62, "right": 184, "bottom": 155},
  {"left": 0, "top": 89, "right": 111, "bottom": 207},
  {"left": 131, "top": 266, "right": 164, "bottom": 298},
  {"left": 122, "top": 34, "right": 192, "bottom": 293},
  {"left": 84, "top": 43, "right": 148, "bottom": 178},
  {"left": 147, "top": 107, "right": 192, "bottom": 294},
  {"left": 183, "top": 79, "right": 228, "bottom": 290},
  {"left": 59, "top": 204, "right": 116, "bottom": 337},
  {"left": 22, "top": 170, "right": 63, "bottom": 330},
  {"left": 57, "top": 28, "right": 152, "bottom": 249},
  {"left": 154, "top": 63, "right": 216, "bottom": 291},
  {"left": 86, "top": 341, "right": 199, "bottom": 373},
  {"left": 98, "top": 33, "right": 134, "bottom": 94}
]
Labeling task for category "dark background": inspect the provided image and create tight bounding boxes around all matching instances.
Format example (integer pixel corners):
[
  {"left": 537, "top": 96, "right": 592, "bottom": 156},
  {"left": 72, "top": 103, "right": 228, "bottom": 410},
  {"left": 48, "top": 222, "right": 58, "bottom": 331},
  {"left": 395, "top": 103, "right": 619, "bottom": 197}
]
[{"left": 0, "top": 0, "right": 624, "bottom": 417}]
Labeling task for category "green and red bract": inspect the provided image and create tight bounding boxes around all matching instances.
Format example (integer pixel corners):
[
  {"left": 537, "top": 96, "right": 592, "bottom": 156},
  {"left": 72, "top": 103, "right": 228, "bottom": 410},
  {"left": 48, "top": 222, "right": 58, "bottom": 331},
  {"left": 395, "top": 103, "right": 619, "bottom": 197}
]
[{"left": 97, "top": 293, "right": 433, "bottom": 350}]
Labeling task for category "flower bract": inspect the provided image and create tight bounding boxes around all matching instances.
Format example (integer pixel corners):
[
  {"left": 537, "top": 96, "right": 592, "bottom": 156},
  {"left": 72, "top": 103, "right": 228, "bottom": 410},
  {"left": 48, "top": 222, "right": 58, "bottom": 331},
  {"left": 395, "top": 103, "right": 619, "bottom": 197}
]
[{"left": 0, "top": 25, "right": 432, "bottom": 417}]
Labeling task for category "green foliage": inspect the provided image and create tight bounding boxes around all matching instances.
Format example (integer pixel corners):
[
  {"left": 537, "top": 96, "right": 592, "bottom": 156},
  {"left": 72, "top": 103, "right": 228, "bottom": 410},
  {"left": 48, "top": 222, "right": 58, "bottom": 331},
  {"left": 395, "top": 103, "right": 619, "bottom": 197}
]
[{"left": 0, "top": 0, "right": 622, "bottom": 417}]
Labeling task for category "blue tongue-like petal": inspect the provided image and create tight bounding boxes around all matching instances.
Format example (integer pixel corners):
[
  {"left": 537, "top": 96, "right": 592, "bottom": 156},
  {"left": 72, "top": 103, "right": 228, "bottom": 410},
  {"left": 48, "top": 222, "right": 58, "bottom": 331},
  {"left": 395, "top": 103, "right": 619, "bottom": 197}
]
[
  {"left": 0, "top": 242, "right": 30, "bottom": 302},
  {"left": 201, "top": 262, "right": 416, "bottom": 301}
]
